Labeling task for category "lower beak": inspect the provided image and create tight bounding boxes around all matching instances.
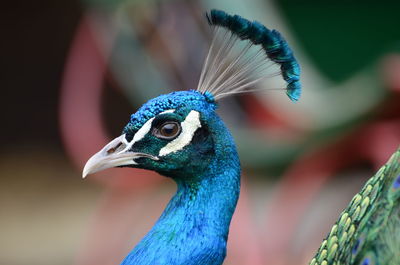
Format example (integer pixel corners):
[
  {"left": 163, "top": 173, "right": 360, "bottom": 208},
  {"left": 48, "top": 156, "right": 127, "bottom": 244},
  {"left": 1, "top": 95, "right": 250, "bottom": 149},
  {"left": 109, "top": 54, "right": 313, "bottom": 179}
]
[{"left": 82, "top": 135, "right": 158, "bottom": 178}]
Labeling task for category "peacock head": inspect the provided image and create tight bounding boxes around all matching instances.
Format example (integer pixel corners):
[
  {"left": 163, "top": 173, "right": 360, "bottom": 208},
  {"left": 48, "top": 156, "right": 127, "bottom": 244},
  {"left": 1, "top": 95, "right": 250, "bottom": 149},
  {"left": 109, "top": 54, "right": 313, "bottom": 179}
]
[
  {"left": 83, "top": 90, "right": 224, "bottom": 180},
  {"left": 82, "top": 9, "right": 302, "bottom": 180}
]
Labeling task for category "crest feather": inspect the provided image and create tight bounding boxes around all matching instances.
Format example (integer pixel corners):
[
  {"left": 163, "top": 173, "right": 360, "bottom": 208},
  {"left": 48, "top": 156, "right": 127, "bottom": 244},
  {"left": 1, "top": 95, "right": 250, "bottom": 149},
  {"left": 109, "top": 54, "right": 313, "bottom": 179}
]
[{"left": 197, "top": 10, "right": 301, "bottom": 102}]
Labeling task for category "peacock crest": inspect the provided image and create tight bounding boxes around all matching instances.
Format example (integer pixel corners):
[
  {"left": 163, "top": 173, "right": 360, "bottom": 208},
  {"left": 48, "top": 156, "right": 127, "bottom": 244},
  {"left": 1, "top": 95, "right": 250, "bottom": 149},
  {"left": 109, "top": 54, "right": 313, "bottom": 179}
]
[{"left": 197, "top": 10, "right": 301, "bottom": 101}]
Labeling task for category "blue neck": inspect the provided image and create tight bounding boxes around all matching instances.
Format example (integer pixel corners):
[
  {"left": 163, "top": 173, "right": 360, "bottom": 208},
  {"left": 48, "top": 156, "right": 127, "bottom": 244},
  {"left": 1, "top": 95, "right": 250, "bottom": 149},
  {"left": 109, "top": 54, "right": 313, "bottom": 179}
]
[{"left": 121, "top": 124, "right": 240, "bottom": 265}]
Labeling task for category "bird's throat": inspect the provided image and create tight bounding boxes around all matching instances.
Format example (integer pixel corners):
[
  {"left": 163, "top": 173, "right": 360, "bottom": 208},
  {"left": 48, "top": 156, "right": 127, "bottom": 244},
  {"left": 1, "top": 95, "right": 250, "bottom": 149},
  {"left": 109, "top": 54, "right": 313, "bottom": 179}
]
[
  {"left": 122, "top": 154, "right": 240, "bottom": 265},
  {"left": 121, "top": 115, "right": 241, "bottom": 265}
]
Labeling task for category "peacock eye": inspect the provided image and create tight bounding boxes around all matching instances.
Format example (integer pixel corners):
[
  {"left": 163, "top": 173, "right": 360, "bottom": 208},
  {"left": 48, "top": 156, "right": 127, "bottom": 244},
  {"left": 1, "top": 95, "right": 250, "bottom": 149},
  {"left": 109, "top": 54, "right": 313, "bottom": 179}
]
[{"left": 153, "top": 121, "right": 181, "bottom": 140}]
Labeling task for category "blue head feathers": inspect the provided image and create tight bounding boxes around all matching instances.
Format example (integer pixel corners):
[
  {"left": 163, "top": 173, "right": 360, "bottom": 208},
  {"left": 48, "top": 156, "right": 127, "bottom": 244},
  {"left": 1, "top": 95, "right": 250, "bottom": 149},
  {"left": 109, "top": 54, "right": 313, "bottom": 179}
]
[
  {"left": 198, "top": 9, "right": 301, "bottom": 102},
  {"left": 123, "top": 91, "right": 215, "bottom": 134}
]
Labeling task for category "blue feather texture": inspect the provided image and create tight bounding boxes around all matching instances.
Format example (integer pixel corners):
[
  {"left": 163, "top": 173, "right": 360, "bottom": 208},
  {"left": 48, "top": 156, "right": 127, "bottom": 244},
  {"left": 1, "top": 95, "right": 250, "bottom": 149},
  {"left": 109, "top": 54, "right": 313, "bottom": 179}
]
[
  {"left": 120, "top": 91, "right": 240, "bottom": 265},
  {"left": 123, "top": 91, "right": 215, "bottom": 137}
]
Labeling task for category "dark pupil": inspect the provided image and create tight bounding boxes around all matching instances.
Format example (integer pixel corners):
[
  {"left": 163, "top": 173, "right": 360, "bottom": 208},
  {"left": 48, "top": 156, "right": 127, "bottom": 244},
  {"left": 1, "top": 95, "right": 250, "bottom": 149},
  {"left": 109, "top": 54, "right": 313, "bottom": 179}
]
[{"left": 161, "top": 123, "right": 178, "bottom": 136}]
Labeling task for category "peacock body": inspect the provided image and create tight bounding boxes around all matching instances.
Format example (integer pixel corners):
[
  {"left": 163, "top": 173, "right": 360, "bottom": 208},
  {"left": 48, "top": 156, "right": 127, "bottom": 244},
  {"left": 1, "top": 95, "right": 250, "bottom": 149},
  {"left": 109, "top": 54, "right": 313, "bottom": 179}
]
[{"left": 82, "top": 9, "right": 400, "bottom": 265}]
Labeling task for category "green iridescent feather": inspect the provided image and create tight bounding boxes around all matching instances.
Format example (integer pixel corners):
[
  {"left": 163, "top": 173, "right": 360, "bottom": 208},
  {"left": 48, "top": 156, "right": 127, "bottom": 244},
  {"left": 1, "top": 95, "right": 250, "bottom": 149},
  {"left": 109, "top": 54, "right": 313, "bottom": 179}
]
[{"left": 310, "top": 147, "right": 400, "bottom": 265}]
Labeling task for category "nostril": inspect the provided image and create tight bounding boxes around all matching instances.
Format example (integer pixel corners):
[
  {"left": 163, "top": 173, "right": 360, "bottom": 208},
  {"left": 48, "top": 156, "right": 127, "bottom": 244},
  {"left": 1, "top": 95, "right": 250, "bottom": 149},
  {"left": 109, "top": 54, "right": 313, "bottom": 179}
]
[{"left": 107, "top": 142, "right": 123, "bottom": 154}]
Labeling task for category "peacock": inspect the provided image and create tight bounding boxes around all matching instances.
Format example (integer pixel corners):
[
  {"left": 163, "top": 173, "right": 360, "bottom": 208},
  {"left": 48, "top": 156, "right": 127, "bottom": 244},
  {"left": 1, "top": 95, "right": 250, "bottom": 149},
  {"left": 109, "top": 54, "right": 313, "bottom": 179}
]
[{"left": 82, "top": 9, "right": 400, "bottom": 265}]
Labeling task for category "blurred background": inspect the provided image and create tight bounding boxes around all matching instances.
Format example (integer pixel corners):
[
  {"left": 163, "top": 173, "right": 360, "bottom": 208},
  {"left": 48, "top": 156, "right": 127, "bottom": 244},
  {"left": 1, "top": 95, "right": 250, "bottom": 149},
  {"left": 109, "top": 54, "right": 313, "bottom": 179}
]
[{"left": 1, "top": 0, "right": 400, "bottom": 264}]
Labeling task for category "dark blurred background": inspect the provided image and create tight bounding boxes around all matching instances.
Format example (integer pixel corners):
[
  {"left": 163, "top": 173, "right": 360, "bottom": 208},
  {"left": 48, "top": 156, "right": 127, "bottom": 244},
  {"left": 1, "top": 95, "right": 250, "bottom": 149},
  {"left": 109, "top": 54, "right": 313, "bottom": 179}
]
[
  {"left": 2, "top": 1, "right": 80, "bottom": 147},
  {"left": 1, "top": 1, "right": 400, "bottom": 265}
]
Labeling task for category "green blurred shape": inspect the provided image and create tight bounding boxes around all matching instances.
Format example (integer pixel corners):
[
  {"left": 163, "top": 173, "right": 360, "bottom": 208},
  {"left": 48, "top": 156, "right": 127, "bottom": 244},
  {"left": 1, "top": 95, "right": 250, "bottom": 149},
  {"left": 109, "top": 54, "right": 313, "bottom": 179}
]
[{"left": 277, "top": 0, "right": 400, "bottom": 82}]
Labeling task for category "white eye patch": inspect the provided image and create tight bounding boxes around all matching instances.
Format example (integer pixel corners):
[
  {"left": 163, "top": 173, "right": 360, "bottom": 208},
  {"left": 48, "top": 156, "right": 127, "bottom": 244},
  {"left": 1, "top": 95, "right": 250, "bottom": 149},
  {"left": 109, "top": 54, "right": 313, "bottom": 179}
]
[
  {"left": 159, "top": 110, "right": 201, "bottom": 157},
  {"left": 119, "top": 117, "right": 155, "bottom": 154},
  {"left": 119, "top": 109, "right": 176, "bottom": 153}
]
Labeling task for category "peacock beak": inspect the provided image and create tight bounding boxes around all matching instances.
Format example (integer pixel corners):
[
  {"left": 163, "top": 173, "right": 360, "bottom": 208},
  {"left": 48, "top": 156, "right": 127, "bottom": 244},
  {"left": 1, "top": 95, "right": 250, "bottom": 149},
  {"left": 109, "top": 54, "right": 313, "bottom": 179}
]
[{"left": 82, "top": 134, "right": 158, "bottom": 178}]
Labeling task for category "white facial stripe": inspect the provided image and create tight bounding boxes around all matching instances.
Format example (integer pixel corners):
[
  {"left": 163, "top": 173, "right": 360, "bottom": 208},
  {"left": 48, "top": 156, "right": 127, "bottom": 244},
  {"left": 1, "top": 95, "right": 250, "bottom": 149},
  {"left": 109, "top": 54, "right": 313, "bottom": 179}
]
[
  {"left": 132, "top": 117, "right": 154, "bottom": 143},
  {"left": 159, "top": 109, "right": 175, "bottom": 114},
  {"left": 118, "top": 109, "right": 175, "bottom": 154},
  {"left": 159, "top": 110, "right": 201, "bottom": 157},
  {"left": 119, "top": 117, "right": 155, "bottom": 154}
]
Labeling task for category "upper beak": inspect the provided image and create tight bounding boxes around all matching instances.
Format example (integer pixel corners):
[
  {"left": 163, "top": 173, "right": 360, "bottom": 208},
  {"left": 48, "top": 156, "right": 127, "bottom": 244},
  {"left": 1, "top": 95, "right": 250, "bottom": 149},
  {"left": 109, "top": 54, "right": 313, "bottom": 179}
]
[{"left": 82, "top": 134, "right": 158, "bottom": 178}]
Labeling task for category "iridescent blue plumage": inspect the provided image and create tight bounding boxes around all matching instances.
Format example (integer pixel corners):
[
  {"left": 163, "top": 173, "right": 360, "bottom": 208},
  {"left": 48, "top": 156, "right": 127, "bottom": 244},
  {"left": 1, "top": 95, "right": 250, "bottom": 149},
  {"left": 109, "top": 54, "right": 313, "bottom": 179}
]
[
  {"left": 82, "top": 10, "right": 301, "bottom": 265},
  {"left": 124, "top": 91, "right": 215, "bottom": 133},
  {"left": 120, "top": 91, "right": 240, "bottom": 265},
  {"left": 206, "top": 9, "right": 301, "bottom": 101}
]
